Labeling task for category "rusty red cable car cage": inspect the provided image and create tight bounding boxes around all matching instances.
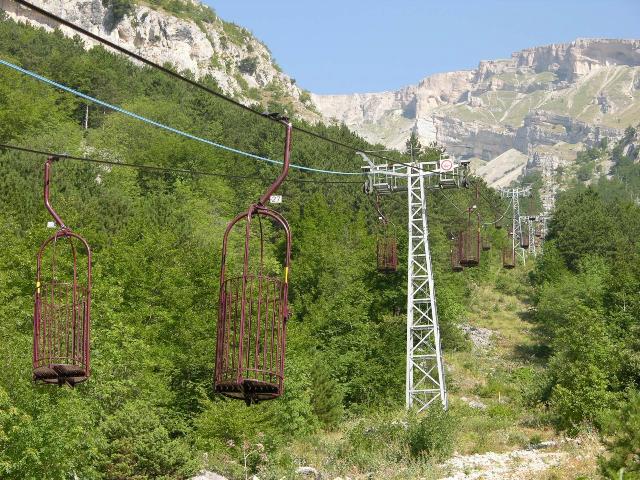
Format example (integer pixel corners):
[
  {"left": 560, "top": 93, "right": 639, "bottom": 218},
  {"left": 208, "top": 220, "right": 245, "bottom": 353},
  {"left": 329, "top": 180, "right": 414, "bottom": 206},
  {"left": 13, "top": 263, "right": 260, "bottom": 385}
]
[
  {"left": 460, "top": 209, "right": 480, "bottom": 267},
  {"left": 214, "top": 117, "right": 293, "bottom": 405},
  {"left": 377, "top": 234, "right": 398, "bottom": 273},
  {"left": 460, "top": 183, "right": 481, "bottom": 267},
  {"left": 520, "top": 222, "right": 530, "bottom": 250},
  {"left": 374, "top": 195, "right": 398, "bottom": 273},
  {"left": 502, "top": 246, "right": 516, "bottom": 269},
  {"left": 450, "top": 234, "right": 464, "bottom": 272},
  {"left": 482, "top": 233, "right": 491, "bottom": 251},
  {"left": 33, "top": 156, "right": 92, "bottom": 387},
  {"left": 502, "top": 228, "right": 516, "bottom": 269},
  {"left": 535, "top": 224, "right": 543, "bottom": 238}
]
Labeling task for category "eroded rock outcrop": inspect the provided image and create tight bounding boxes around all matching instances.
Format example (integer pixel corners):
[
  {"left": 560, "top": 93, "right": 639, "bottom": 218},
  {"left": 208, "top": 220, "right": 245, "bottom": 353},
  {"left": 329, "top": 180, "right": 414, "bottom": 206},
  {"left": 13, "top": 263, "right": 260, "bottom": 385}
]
[
  {"left": 1, "top": 0, "right": 313, "bottom": 115},
  {"left": 311, "top": 38, "right": 638, "bottom": 170}
]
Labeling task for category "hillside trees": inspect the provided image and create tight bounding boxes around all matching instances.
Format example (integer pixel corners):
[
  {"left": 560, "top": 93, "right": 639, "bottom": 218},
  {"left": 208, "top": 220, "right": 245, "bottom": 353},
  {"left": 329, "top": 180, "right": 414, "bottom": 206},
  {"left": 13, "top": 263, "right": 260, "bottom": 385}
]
[
  {"left": 599, "top": 391, "right": 640, "bottom": 478},
  {"left": 546, "top": 188, "right": 622, "bottom": 269},
  {"left": 0, "top": 14, "right": 513, "bottom": 478},
  {"left": 532, "top": 180, "right": 640, "bottom": 436}
]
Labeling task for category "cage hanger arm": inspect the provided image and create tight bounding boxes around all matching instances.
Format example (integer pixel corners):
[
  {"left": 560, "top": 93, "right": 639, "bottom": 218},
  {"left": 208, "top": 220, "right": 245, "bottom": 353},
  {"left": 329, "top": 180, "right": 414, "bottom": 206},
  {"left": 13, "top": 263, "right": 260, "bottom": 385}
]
[
  {"left": 259, "top": 118, "right": 292, "bottom": 206},
  {"left": 44, "top": 156, "right": 67, "bottom": 229},
  {"left": 374, "top": 194, "right": 389, "bottom": 226}
]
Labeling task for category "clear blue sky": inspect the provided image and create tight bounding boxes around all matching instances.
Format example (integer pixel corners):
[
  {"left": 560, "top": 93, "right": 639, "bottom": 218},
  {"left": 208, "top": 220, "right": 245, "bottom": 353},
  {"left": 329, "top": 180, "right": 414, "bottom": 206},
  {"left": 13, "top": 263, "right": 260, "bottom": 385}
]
[{"left": 207, "top": 0, "right": 639, "bottom": 95}]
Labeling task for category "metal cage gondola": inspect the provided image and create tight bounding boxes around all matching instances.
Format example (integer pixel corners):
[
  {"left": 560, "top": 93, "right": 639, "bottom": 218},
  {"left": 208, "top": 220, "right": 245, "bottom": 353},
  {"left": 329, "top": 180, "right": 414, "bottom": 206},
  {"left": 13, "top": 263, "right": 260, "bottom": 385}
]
[
  {"left": 535, "top": 224, "right": 542, "bottom": 238},
  {"left": 33, "top": 157, "right": 91, "bottom": 386},
  {"left": 502, "top": 246, "right": 516, "bottom": 269},
  {"left": 502, "top": 229, "right": 516, "bottom": 269},
  {"left": 482, "top": 236, "right": 491, "bottom": 251},
  {"left": 520, "top": 222, "right": 530, "bottom": 250},
  {"left": 451, "top": 235, "right": 464, "bottom": 272},
  {"left": 377, "top": 235, "right": 398, "bottom": 273},
  {"left": 460, "top": 207, "right": 480, "bottom": 267},
  {"left": 374, "top": 195, "right": 398, "bottom": 273},
  {"left": 214, "top": 118, "right": 292, "bottom": 405}
]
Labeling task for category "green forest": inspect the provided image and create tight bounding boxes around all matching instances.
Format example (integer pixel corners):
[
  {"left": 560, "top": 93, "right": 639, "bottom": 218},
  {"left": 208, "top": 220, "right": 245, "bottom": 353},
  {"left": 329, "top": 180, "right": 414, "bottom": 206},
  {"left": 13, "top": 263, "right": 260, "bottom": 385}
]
[{"left": 1, "top": 14, "right": 640, "bottom": 480}]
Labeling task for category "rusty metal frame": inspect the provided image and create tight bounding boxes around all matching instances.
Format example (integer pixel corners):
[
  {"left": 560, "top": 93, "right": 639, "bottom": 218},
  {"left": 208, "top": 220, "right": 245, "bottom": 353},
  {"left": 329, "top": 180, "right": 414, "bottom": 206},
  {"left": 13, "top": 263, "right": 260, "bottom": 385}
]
[
  {"left": 451, "top": 235, "right": 464, "bottom": 272},
  {"left": 374, "top": 195, "right": 398, "bottom": 273},
  {"left": 215, "top": 119, "right": 292, "bottom": 405},
  {"left": 33, "top": 156, "right": 92, "bottom": 386}
]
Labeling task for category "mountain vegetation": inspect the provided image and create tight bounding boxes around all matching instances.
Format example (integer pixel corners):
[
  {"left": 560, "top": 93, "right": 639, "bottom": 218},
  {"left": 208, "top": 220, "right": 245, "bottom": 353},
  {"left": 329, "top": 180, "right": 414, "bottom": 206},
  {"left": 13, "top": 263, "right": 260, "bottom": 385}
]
[
  {"left": 0, "top": 16, "right": 494, "bottom": 479},
  {"left": 1, "top": 13, "right": 639, "bottom": 480},
  {"left": 527, "top": 133, "right": 640, "bottom": 478}
]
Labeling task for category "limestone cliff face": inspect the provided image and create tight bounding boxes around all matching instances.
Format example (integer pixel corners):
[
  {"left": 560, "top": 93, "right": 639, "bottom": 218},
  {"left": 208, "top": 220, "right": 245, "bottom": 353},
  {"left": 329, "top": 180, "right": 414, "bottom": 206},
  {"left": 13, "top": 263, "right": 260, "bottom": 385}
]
[
  {"left": 312, "top": 38, "right": 640, "bottom": 163},
  {"left": 1, "top": 0, "right": 316, "bottom": 117},
  {"left": 514, "top": 38, "right": 640, "bottom": 80},
  {"left": 3, "top": 2, "right": 638, "bottom": 184},
  {"left": 311, "top": 90, "right": 405, "bottom": 125}
]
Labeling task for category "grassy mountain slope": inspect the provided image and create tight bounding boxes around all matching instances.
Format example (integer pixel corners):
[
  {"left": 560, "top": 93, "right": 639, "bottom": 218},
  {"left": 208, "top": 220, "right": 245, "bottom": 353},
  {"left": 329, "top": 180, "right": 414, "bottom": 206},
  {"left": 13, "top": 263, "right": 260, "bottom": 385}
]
[
  {"left": 0, "top": 14, "right": 509, "bottom": 479},
  {"left": 442, "top": 65, "right": 639, "bottom": 130},
  {"left": 2, "top": 11, "right": 640, "bottom": 480}
]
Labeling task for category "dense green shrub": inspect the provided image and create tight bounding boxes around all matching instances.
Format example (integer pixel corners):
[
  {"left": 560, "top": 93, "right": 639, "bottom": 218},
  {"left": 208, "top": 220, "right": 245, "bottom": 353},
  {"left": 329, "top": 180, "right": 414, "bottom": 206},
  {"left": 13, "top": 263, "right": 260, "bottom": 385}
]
[
  {"left": 599, "top": 391, "right": 640, "bottom": 479},
  {"left": 238, "top": 56, "right": 259, "bottom": 76},
  {"left": 144, "top": 0, "right": 217, "bottom": 24},
  {"left": 407, "top": 406, "right": 456, "bottom": 460},
  {"left": 102, "top": 0, "right": 134, "bottom": 24},
  {"left": 342, "top": 412, "right": 409, "bottom": 469},
  {"left": 99, "top": 402, "right": 198, "bottom": 479},
  {"left": 310, "top": 358, "right": 344, "bottom": 428}
]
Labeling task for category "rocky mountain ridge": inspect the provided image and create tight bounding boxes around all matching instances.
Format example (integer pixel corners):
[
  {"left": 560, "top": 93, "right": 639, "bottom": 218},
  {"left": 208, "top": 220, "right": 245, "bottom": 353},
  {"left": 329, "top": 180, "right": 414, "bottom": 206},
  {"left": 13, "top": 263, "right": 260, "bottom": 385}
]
[
  {"left": 3, "top": 1, "right": 638, "bottom": 187},
  {"left": 312, "top": 38, "right": 640, "bottom": 183},
  {"left": 1, "top": 0, "right": 318, "bottom": 118}
]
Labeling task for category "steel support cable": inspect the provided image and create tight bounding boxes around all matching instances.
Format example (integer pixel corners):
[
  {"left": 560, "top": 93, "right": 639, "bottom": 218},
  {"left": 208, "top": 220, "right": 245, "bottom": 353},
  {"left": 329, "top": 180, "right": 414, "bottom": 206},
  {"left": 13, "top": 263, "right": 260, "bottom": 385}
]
[
  {"left": 435, "top": 189, "right": 466, "bottom": 215},
  {"left": 0, "top": 58, "right": 365, "bottom": 176},
  {"left": 436, "top": 180, "right": 512, "bottom": 226},
  {"left": 0, "top": 143, "right": 362, "bottom": 184},
  {"left": 466, "top": 177, "right": 513, "bottom": 225},
  {"left": 10, "top": 0, "right": 398, "bottom": 165},
  {"left": 482, "top": 197, "right": 513, "bottom": 226},
  {"left": 468, "top": 177, "right": 501, "bottom": 208}
]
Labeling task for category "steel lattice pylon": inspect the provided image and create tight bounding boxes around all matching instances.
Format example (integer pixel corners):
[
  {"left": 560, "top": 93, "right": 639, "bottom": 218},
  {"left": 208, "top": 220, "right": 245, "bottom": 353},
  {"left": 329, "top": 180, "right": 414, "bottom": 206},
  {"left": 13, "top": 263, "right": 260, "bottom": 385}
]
[
  {"left": 406, "top": 168, "right": 447, "bottom": 411},
  {"left": 501, "top": 187, "right": 531, "bottom": 265},
  {"left": 361, "top": 154, "right": 469, "bottom": 412},
  {"left": 528, "top": 217, "right": 537, "bottom": 257}
]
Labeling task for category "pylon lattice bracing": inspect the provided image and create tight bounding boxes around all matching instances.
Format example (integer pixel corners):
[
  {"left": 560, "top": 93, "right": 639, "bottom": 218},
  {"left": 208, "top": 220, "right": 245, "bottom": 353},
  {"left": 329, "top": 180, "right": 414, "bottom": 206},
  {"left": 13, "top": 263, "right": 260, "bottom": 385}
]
[{"left": 361, "top": 155, "right": 469, "bottom": 411}]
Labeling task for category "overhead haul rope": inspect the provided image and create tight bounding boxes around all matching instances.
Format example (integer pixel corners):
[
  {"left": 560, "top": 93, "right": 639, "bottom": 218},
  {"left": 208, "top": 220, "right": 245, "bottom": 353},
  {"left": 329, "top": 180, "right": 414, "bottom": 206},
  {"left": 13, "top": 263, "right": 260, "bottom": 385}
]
[
  {"left": 435, "top": 189, "right": 466, "bottom": 215},
  {"left": 466, "top": 178, "right": 514, "bottom": 226},
  {"left": 11, "top": 0, "right": 398, "bottom": 165},
  {"left": 436, "top": 180, "right": 513, "bottom": 225},
  {"left": 0, "top": 143, "right": 362, "bottom": 185},
  {"left": 0, "top": 58, "right": 362, "bottom": 176},
  {"left": 482, "top": 197, "right": 513, "bottom": 226}
]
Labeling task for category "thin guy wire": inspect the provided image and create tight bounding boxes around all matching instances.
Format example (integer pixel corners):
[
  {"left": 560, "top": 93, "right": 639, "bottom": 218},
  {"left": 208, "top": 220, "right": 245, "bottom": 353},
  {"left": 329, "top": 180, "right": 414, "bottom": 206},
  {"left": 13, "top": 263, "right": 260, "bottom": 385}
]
[
  {"left": 436, "top": 182, "right": 513, "bottom": 226},
  {"left": 0, "top": 58, "right": 362, "bottom": 176},
  {"left": 435, "top": 189, "right": 466, "bottom": 214},
  {"left": 11, "top": 0, "right": 398, "bottom": 165},
  {"left": 482, "top": 197, "right": 513, "bottom": 226},
  {"left": 0, "top": 143, "right": 362, "bottom": 185}
]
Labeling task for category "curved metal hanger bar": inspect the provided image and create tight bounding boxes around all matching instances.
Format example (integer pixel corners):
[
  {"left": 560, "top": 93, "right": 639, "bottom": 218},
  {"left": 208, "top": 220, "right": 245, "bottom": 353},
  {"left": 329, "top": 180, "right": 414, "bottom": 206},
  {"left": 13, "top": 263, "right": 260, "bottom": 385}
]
[
  {"left": 44, "top": 156, "right": 67, "bottom": 230},
  {"left": 481, "top": 197, "right": 513, "bottom": 226},
  {"left": 374, "top": 194, "right": 388, "bottom": 227},
  {"left": 259, "top": 118, "right": 292, "bottom": 206},
  {"left": 369, "top": 193, "right": 400, "bottom": 230}
]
